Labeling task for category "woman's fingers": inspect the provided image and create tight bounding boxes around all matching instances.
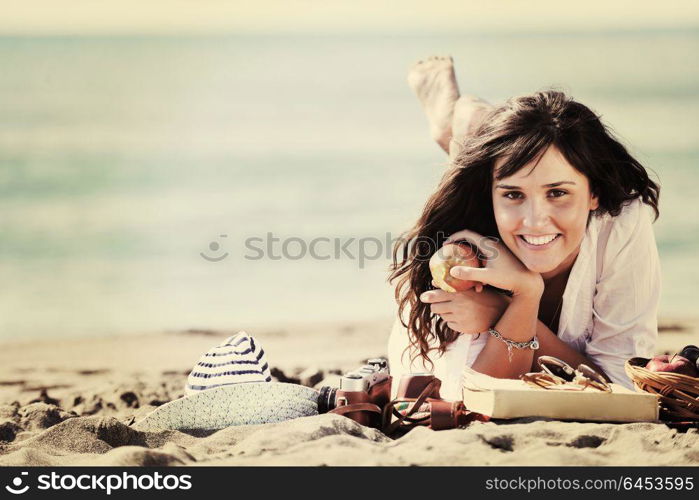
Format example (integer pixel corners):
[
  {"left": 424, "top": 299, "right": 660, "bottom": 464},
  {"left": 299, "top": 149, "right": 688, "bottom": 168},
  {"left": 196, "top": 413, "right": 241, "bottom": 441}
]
[
  {"left": 444, "top": 229, "right": 500, "bottom": 260},
  {"left": 450, "top": 266, "right": 508, "bottom": 292},
  {"left": 429, "top": 302, "right": 452, "bottom": 315},
  {"left": 447, "top": 321, "right": 475, "bottom": 333},
  {"left": 445, "top": 228, "right": 483, "bottom": 244},
  {"left": 450, "top": 265, "right": 488, "bottom": 281},
  {"left": 419, "top": 289, "right": 452, "bottom": 303}
]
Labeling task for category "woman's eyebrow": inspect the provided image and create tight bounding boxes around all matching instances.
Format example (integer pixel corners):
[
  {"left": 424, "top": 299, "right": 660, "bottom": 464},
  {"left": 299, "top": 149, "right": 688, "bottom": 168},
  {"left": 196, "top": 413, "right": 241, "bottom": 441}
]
[{"left": 494, "top": 181, "right": 577, "bottom": 189}]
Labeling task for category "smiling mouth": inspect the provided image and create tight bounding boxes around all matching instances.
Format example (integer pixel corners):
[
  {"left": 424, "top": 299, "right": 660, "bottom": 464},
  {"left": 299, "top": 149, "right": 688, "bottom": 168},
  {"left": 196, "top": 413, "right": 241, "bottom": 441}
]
[{"left": 517, "top": 234, "right": 561, "bottom": 249}]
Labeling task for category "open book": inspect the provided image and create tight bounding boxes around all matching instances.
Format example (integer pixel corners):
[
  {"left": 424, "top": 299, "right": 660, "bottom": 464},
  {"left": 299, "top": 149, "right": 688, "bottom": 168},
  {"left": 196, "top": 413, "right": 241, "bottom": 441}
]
[{"left": 462, "top": 367, "right": 659, "bottom": 422}]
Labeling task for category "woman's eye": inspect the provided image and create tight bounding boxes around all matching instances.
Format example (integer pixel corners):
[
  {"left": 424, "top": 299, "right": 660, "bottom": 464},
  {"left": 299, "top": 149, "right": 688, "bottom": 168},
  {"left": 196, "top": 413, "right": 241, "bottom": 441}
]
[{"left": 502, "top": 190, "right": 567, "bottom": 200}]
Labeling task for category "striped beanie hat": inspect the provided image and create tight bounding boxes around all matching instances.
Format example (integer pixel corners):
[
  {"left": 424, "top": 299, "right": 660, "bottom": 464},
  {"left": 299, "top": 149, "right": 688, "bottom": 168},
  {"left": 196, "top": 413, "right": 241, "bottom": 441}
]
[{"left": 185, "top": 331, "right": 272, "bottom": 395}]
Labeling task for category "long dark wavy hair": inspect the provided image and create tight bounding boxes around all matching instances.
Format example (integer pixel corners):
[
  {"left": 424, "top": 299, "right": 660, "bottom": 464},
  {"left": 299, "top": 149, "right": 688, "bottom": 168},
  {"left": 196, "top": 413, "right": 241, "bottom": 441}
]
[{"left": 389, "top": 89, "right": 660, "bottom": 368}]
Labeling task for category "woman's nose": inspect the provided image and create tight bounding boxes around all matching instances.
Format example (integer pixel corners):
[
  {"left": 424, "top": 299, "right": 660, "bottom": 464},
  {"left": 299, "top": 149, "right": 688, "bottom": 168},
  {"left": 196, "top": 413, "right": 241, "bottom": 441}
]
[{"left": 522, "top": 198, "right": 551, "bottom": 229}]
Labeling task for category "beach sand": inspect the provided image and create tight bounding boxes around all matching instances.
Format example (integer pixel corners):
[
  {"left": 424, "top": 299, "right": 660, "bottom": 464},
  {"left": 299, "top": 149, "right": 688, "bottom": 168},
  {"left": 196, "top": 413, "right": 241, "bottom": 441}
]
[{"left": 0, "top": 317, "right": 697, "bottom": 466}]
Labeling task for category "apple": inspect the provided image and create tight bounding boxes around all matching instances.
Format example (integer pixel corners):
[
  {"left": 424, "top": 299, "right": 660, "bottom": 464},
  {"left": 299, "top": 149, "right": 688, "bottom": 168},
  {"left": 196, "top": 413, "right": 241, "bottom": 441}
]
[
  {"left": 645, "top": 354, "right": 699, "bottom": 377},
  {"left": 429, "top": 242, "right": 482, "bottom": 293}
]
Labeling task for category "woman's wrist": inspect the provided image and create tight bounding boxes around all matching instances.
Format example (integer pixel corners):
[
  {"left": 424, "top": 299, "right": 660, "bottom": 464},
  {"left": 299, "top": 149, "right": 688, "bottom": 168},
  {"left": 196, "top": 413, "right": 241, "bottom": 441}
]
[
  {"left": 495, "top": 291, "right": 541, "bottom": 343},
  {"left": 513, "top": 273, "right": 544, "bottom": 301}
]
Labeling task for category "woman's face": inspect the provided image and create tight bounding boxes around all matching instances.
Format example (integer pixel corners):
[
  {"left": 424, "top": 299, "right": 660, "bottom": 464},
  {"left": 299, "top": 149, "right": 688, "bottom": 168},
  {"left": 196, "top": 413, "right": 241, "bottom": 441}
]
[{"left": 491, "top": 144, "right": 599, "bottom": 280}]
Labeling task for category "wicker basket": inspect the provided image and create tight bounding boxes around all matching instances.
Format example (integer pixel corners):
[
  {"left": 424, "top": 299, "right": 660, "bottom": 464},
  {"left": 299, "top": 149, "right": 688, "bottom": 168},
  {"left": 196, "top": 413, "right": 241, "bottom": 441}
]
[{"left": 625, "top": 357, "right": 699, "bottom": 421}]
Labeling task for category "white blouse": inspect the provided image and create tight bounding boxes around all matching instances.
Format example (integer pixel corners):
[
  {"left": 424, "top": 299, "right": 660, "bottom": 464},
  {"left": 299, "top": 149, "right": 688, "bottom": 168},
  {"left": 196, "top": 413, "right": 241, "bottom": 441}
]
[{"left": 388, "top": 197, "right": 661, "bottom": 399}]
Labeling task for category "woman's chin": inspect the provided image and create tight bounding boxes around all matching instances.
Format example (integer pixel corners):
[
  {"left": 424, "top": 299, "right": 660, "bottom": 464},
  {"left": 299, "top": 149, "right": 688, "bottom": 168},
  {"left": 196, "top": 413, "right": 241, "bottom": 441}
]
[
  {"left": 522, "top": 259, "right": 559, "bottom": 275},
  {"left": 509, "top": 245, "right": 566, "bottom": 276}
]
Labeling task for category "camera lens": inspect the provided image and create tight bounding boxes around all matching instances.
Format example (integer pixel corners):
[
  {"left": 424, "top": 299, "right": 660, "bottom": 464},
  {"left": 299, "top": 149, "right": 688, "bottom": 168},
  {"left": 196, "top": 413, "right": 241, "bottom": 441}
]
[{"left": 317, "top": 386, "right": 337, "bottom": 414}]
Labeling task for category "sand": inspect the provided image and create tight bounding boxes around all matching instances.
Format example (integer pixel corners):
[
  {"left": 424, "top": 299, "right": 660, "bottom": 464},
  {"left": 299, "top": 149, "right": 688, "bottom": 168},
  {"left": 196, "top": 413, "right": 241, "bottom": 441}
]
[{"left": 0, "top": 317, "right": 697, "bottom": 466}]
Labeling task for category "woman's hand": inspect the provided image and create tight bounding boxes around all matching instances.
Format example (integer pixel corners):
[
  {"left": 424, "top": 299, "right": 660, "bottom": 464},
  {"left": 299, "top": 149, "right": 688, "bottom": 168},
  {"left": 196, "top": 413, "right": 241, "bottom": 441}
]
[
  {"left": 445, "top": 228, "right": 544, "bottom": 299},
  {"left": 420, "top": 287, "right": 511, "bottom": 334}
]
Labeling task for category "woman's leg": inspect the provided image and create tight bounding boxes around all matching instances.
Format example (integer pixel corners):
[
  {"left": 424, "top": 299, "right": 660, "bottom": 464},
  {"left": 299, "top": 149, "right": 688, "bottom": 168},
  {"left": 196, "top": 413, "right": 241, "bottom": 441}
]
[
  {"left": 448, "top": 94, "right": 494, "bottom": 161},
  {"left": 407, "top": 56, "right": 494, "bottom": 160}
]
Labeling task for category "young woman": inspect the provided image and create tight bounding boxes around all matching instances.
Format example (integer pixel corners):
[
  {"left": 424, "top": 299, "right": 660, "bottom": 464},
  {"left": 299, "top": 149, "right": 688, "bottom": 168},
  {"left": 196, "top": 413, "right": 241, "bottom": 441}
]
[{"left": 389, "top": 56, "right": 661, "bottom": 399}]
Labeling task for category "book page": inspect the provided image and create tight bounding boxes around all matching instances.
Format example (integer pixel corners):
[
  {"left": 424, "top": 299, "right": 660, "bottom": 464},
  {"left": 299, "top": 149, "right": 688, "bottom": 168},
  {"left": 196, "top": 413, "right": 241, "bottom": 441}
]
[{"left": 462, "top": 367, "right": 535, "bottom": 391}]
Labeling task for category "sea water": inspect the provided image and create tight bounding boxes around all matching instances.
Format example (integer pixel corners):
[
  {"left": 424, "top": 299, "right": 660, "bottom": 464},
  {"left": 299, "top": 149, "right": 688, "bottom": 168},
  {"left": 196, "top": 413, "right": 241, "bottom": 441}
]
[{"left": 0, "top": 31, "right": 697, "bottom": 339}]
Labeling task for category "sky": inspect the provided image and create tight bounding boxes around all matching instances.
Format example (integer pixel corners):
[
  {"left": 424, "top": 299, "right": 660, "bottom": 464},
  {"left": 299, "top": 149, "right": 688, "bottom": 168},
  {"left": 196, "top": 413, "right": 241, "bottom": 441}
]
[{"left": 1, "top": 0, "right": 698, "bottom": 35}]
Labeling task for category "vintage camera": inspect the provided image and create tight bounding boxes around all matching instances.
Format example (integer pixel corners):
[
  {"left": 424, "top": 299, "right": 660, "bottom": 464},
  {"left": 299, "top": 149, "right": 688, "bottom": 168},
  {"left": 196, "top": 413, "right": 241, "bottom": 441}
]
[{"left": 317, "top": 358, "right": 392, "bottom": 427}]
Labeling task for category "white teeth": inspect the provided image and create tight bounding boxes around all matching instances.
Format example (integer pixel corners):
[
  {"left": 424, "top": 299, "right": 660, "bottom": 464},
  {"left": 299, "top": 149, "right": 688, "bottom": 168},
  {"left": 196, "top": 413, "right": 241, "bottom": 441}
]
[{"left": 521, "top": 234, "right": 558, "bottom": 246}]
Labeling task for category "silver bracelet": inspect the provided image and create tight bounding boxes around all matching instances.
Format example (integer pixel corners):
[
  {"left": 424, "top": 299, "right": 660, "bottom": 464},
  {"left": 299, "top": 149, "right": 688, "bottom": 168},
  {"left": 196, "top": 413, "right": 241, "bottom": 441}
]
[{"left": 487, "top": 327, "right": 539, "bottom": 362}]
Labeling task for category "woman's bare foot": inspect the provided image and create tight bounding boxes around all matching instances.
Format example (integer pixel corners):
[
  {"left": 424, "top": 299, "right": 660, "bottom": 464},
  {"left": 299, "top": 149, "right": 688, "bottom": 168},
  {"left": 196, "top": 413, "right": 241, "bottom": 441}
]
[
  {"left": 407, "top": 56, "right": 460, "bottom": 153},
  {"left": 448, "top": 95, "right": 494, "bottom": 160}
]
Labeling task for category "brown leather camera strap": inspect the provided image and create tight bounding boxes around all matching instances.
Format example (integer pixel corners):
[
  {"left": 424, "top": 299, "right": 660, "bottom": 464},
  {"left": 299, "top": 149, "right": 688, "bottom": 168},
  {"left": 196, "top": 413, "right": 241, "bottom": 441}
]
[
  {"left": 382, "top": 378, "right": 440, "bottom": 435},
  {"left": 429, "top": 400, "right": 462, "bottom": 430},
  {"left": 328, "top": 403, "right": 382, "bottom": 417},
  {"left": 382, "top": 378, "right": 489, "bottom": 434}
]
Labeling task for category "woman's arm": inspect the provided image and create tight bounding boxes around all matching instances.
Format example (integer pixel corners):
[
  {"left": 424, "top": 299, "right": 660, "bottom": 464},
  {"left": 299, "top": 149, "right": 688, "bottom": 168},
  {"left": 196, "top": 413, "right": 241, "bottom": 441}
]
[
  {"left": 584, "top": 199, "right": 660, "bottom": 387},
  {"left": 471, "top": 290, "right": 541, "bottom": 378},
  {"left": 470, "top": 291, "right": 610, "bottom": 380}
]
